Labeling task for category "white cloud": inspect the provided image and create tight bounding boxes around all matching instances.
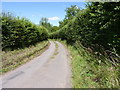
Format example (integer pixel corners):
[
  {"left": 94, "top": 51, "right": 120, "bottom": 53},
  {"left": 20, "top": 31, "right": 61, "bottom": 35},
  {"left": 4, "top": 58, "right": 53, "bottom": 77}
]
[{"left": 48, "top": 17, "right": 60, "bottom": 21}]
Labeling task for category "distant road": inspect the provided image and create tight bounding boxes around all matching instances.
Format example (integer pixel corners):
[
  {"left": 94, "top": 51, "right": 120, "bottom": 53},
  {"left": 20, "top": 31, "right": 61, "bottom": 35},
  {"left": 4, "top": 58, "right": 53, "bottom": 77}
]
[{"left": 1, "top": 41, "right": 71, "bottom": 88}]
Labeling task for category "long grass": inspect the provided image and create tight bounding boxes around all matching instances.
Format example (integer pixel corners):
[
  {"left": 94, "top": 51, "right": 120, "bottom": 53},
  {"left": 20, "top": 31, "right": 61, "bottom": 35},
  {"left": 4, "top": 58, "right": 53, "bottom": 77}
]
[
  {"left": 60, "top": 40, "right": 119, "bottom": 88},
  {"left": 1, "top": 41, "right": 49, "bottom": 74}
]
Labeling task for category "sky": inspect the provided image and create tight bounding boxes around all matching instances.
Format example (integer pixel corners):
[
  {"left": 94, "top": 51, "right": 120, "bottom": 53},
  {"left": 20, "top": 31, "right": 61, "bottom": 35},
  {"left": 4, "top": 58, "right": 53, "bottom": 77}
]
[{"left": 2, "top": 2, "right": 87, "bottom": 26}]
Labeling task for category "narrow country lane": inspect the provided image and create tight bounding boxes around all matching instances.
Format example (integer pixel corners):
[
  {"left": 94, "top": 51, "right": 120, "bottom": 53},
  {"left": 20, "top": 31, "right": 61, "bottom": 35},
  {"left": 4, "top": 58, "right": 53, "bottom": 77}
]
[{"left": 1, "top": 41, "right": 71, "bottom": 88}]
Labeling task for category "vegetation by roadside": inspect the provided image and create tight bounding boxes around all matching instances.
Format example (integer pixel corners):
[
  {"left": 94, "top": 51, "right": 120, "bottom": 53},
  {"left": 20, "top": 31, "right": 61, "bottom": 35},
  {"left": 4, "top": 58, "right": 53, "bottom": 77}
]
[
  {"left": 1, "top": 12, "right": 49, "bottom": 51},
  {"left": 60, "top": 40, "right": 119, "bottom": 88},
  {"left": 50, "top": 2, "right": 120, "bottom": 55},
  {"left": 1, "top": 41, "right": 49, "bottom": 74}
]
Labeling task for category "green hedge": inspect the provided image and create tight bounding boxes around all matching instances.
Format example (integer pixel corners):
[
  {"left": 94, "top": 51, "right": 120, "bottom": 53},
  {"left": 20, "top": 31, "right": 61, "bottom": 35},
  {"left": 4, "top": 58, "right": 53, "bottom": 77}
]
[
  {"left": 57, "top": 2, "right": 120, "bottom": 54},
  {"left": 1, "top": 12, "right": 48, "bottom": 50}
]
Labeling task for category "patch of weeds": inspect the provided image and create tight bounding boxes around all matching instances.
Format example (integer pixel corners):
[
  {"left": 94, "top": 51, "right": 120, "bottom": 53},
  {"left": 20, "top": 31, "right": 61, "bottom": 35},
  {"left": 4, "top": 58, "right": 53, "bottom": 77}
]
[{"left": 60, "top": 40, "right": 119, "bottom": 88}]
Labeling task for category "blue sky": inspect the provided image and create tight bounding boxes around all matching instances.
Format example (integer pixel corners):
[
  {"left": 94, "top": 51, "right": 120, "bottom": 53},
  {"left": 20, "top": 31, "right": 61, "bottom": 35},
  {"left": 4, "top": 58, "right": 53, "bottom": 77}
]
[{"left": 2, "top": 2, "right": 87, "bottom": 26}]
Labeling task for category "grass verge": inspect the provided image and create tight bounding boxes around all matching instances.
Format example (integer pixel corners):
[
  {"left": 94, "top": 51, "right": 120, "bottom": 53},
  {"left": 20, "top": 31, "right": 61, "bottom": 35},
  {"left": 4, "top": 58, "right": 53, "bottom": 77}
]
[
  {"left": 1, "top": 41, "right": 50, "bottom": 74},
  {"left": 59, "top": 40, "right": 119, "bottom": 88}
]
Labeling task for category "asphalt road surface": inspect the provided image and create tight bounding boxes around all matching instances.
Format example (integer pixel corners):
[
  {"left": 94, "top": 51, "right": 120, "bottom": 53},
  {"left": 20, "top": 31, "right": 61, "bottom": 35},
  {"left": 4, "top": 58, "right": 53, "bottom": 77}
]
[{"left": 1, "top": 41, "right": 71, "bottom": 88}]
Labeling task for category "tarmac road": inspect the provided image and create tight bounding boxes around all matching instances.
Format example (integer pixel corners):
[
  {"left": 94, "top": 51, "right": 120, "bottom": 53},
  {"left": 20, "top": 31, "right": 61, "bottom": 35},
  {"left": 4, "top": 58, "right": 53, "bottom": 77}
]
[{"left": 1, "top": 41, "right": 71, "bottom": 88}]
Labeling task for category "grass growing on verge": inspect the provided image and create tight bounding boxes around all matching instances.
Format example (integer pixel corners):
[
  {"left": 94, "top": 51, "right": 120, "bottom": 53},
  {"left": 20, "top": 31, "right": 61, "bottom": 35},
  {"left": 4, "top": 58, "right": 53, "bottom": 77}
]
[
  {"left": 60, "top": 40, "right": 119, "bottom": 88},
  {"left": 1, "top": 41, "right": 49, "bottom": 74}
]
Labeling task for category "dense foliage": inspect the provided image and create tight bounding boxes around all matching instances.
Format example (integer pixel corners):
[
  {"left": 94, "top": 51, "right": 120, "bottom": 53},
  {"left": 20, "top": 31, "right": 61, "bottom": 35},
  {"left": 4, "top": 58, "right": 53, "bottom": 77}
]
[
  {"left": 55, "top": 2, "right": 120, "bottom": 54},
  {"left": 1, "top": 12, "right": 48, "bottom": 50}
]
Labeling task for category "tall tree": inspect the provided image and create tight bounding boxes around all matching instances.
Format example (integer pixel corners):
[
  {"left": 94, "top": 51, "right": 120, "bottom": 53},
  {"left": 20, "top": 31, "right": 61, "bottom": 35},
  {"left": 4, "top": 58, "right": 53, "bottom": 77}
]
[
  {"left": 59, "top": 5, "right": 80, "bottom": 28},
  {"left": 39, "top": 17, "right": 52, "bottom": 31},
  {"left": 65, "top": 5, "right": 80, "bottom": 20}
]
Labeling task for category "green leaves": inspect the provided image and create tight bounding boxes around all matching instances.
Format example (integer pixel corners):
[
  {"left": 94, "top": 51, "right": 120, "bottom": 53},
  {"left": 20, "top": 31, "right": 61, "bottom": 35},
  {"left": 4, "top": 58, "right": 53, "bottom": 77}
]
[
  {"left": 2, "top": 12, "right": 49, "bottom": 50},
  {"left": 55, "top": 2, "right": 120, "bottom": 54}
]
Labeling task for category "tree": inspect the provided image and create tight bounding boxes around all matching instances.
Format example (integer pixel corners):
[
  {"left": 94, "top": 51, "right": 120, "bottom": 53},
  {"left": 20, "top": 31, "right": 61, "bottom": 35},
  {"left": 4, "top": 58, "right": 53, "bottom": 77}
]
[
  {"left": 59, "top": 5, "right": 80, "bottom": 28},
  {"left": 39, "top": 17, "right": 52, "bottom": 31},
  {"left": 65, "top": 5, "right": 80, "bottom": 20}
]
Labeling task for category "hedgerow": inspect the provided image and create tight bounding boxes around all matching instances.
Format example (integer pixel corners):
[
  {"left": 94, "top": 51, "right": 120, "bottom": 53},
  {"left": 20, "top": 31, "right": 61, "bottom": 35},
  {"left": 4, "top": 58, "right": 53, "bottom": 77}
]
[
  {"left": 1, "top": 12, "right": 48, "bottom": 50},
  {"left": 56, "top": 2, "right": 120, "bottom": 54}
]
